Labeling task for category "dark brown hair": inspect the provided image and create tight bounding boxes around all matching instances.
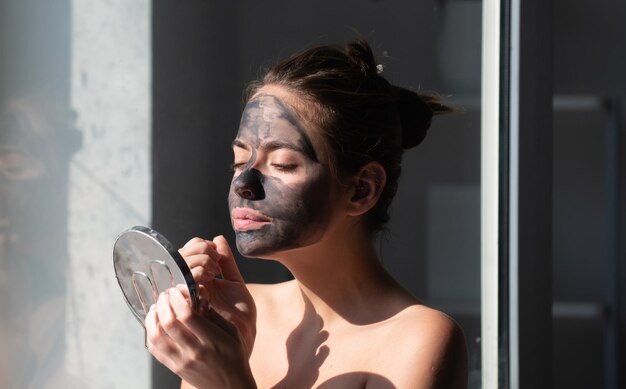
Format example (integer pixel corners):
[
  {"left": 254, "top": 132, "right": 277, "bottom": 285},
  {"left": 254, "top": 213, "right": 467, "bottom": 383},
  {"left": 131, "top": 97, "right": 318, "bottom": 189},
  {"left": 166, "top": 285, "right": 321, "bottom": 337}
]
[{"left": 246, "top": 39, "right": 452, "bottom": 232}]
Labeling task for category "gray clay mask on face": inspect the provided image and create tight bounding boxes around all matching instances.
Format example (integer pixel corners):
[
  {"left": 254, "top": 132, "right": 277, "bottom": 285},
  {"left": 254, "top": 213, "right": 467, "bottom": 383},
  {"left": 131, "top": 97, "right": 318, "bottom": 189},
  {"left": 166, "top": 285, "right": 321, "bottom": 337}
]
[{"left": 228, "top": 94, "right": 333, "bottom": 258}]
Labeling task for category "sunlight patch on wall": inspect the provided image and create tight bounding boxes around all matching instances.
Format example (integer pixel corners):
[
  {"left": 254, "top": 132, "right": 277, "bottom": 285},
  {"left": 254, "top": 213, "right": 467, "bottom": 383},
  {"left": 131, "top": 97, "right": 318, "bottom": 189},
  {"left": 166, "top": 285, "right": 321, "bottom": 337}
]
[{"left": 66, "top": 0, "right": 152, "bottom": 387}]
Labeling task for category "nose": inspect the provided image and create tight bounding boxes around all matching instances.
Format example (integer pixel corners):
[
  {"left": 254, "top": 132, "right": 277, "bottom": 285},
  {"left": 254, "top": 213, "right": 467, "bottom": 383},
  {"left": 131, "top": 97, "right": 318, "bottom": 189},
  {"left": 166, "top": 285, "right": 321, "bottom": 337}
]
[{"left": 232, "top": 168, "right": 265, "bottom": 200}]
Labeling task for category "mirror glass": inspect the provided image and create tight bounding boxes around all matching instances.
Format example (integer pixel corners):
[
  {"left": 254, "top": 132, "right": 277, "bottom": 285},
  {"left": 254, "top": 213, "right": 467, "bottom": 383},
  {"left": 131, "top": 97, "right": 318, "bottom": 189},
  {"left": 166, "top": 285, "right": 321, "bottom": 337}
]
[{"left": 113, "top": 226, "right": 199, "bottom": 325}]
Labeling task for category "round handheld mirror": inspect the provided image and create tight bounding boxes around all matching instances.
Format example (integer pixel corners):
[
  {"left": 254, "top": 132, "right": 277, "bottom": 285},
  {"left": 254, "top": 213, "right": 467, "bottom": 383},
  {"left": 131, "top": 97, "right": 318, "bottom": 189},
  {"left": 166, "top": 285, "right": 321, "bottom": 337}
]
[{"left": 113, "top": 226, "right": 199, "bottom": 326}]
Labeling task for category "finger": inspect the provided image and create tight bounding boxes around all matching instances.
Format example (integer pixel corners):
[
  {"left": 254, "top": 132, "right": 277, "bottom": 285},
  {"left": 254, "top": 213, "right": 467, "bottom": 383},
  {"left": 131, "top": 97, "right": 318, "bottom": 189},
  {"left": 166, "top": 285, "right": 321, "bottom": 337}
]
[
  {"left": 146, "top": 304, "right": 171, "bottom": 343},
  {"left": 145, "top": 305, "right": 179, "bottom": 368},
  {"left": 196, "top": 283, "right": 211, "bottom": 304},
  {"left": 185, "top": 253, "right": 222, "bottom": 274},
  {"left": 179, "top": 237, "right": 206, "bottom": 256},
  {"left": 156, "top": 290, "right": 200, "bottom": 349},
  {"left": 179, "top": 239, "right": 217, "bottom": 258},
  {"left": 174, "top": 284, "right": 206, "bottom": 306},
  {"left": 176, "top": 283, "right": 211, "bottom": 310},
  {"left": 205, "top": 306, "right": 240, "bottom": 341},
  {"left": 213, "top": 235, "right": 244, "bottom": 283},
  {"left": 182, "top": 237, "right": 213, "bottom": 249},
  {"left": 191, "top": 266, "right": 217, "bottom": 284},
  {"left": 188, "top": 246, "right": 220, "bottom": 265},
  {"left": 168, "top": 287, "right": 220, "bottom": 344},
  {"left": 184, "top": 253, "right": 210, "bottom": 268},
  {"left": 169, "top": 287, "right": 237, "bottom": 351}
]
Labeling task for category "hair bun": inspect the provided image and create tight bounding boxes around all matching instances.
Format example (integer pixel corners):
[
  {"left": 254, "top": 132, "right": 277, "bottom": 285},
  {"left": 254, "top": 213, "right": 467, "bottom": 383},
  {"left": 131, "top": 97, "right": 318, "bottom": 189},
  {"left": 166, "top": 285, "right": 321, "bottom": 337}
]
[
  {"left": 393, "top": 86, "right": 433, "bottom": 149},
  {"left": 344, "top": 40, "right": 378, "bottom": 77}
]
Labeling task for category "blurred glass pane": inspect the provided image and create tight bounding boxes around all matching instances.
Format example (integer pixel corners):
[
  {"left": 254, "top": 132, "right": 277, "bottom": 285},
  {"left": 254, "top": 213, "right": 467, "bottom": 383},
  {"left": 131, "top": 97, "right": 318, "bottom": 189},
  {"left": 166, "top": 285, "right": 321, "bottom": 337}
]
[{"left": 0, "top": 0, "right": 151, "bottom": 387}]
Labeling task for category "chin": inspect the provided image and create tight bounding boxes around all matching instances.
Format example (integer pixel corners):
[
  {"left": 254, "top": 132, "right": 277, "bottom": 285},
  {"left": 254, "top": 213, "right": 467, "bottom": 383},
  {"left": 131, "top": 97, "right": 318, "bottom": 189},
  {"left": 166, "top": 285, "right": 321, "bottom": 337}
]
[
  {"left": 234, "top": 231, "right": 311, "bottom": 260},
  {"left": 234, "top": 231, "right": 280, "bottom": 259},
  {"left": 233, "top": 225, "right": 326, "bottom": 260}
]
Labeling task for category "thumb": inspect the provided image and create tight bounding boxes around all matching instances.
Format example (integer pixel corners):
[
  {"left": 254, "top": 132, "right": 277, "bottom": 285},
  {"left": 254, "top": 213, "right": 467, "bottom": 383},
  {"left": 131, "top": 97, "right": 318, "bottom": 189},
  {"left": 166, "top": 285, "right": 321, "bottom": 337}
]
[{"left": 213, "top": 235, "right": 244, "bottom": 283}]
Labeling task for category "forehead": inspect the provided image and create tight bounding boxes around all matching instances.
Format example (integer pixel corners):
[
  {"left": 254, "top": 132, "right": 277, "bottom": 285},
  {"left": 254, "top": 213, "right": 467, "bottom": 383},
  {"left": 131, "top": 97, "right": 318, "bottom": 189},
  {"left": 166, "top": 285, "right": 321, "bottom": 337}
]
[{"left": 236, "top": 94, "right": 315, "bottom": 154}]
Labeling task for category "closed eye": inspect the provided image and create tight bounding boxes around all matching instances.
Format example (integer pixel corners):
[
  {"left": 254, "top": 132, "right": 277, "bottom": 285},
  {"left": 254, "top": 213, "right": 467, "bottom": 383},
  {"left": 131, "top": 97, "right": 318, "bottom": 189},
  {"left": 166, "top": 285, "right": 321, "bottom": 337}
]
[
  {"left": 271, "top": 163, "right": 298, "bottom": 172},
  {"left": 230, "top": 162, "right": 246, "bottom": 172}
]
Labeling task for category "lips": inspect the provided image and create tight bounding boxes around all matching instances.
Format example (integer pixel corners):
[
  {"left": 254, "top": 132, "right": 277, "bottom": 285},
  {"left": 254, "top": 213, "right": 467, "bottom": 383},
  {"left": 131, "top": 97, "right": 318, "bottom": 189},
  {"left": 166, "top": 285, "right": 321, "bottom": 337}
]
[{"left": 231, "top": 207, "right": 272, "bottom": 230}]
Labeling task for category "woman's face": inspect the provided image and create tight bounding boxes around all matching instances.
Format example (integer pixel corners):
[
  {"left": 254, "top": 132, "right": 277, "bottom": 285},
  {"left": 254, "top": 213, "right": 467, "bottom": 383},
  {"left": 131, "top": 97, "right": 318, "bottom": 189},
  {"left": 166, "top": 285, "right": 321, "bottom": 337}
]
[{"left": 228, "top": 91, "right": 337, "bottom": 258}]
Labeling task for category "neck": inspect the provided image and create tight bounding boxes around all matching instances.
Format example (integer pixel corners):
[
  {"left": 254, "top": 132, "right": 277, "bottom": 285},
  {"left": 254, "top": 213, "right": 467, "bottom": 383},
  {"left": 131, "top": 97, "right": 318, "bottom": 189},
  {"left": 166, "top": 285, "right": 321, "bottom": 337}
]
[{"left": 273, "top": 221, "right": 407, "bottom": 326}]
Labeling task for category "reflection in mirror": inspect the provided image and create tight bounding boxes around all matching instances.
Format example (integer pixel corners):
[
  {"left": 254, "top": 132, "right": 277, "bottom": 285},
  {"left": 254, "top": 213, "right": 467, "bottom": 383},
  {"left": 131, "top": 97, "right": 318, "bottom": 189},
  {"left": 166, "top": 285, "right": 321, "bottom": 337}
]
[{"left": 132, "top": 271, "right": 157, "bottom": 316}]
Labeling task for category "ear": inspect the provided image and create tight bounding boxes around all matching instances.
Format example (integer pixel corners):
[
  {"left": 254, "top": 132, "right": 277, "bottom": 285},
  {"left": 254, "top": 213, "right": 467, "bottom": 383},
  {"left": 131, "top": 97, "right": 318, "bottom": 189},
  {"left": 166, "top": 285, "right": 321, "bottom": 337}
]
[{"left": 346, "top": 161, "right": 387, "bottom": 217}]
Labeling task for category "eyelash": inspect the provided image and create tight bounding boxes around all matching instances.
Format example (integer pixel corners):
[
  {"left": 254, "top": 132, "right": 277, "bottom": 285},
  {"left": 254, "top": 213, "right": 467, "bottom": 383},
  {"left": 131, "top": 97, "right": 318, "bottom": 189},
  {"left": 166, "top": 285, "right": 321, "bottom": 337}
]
[
  {"left": 230, "top": 162, "right": 298, "bottom": 172},
  {"left": 230, "top": 162, "right": 245, "bottom": 172},
  {"left": 271, "top": 163, "right": 298, "bottom": 172}
]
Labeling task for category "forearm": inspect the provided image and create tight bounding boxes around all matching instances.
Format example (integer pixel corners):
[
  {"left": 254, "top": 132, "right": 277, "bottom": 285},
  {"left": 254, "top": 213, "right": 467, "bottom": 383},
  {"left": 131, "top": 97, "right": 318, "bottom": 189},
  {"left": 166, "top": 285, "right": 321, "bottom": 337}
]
[
  {"left": 180, "top": 377, "right": 256, "bottom": 389},
  {"left": 179, "top": 362, "right": 257, "bottom": 389}
]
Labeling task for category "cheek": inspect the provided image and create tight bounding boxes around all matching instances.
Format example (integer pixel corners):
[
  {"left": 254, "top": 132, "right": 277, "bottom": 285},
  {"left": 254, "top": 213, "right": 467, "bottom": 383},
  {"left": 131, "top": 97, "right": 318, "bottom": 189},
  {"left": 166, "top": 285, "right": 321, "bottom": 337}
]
[
  {"left": 228, "top": 169, "right": 337, "bottom": 255},
  {"left": 274, "top": 170, "right": 333, "bottom": 223}
]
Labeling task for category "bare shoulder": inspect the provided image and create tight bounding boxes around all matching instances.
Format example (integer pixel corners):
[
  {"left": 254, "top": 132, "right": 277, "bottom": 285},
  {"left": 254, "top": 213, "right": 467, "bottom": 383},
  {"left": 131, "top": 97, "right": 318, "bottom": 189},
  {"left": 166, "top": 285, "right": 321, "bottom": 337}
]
[
  {"left": 391, "top": 305, "right": 465, "bottom": 348},
  {"left": 374, "top": 305, "right": 468, "bottom": 389}
]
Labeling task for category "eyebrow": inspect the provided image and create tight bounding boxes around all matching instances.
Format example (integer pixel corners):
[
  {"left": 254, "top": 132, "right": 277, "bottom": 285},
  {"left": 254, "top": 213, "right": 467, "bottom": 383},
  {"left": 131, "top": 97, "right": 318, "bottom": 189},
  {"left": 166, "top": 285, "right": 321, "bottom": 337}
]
[
  {"left": 231, "top": 139, "right": 249, "bottom": 150},
  {"left": 231, "top": 138, "right": 315, "bottom": 160},
  {"left": 262, "top": 140, "right": 308, "bottom": 155}
]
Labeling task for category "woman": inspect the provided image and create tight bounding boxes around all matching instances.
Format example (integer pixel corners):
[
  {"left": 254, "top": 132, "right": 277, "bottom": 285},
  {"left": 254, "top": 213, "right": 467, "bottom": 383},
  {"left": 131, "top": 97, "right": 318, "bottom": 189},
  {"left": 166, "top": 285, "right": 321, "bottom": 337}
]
[{"left": 146, "top": 40, "right": 468, "bottom": 388}]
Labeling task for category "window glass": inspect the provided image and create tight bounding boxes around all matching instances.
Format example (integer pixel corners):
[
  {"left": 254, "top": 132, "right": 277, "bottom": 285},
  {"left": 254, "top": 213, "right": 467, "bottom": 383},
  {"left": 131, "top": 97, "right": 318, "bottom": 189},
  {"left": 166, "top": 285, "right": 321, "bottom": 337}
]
[{"left": 0, "top": 0, "right": 151, "bottom": 387}]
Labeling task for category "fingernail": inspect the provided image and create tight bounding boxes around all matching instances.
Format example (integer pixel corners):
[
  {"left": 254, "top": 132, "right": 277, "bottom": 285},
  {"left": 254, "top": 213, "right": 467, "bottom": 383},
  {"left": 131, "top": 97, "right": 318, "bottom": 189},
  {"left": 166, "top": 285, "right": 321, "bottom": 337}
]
[{"left": 149, "top": 304, "right": 156, "bottom": 311}]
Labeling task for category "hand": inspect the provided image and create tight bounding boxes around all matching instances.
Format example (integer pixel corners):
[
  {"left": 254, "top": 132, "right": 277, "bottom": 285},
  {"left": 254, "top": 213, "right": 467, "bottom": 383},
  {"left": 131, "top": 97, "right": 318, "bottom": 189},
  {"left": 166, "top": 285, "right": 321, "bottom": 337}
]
[
  {"left": 145, "top": 236, "right": 257, "bottom": 389},
  {"left": 178, "top": 235, "right": 257, "bottom": 356}
]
